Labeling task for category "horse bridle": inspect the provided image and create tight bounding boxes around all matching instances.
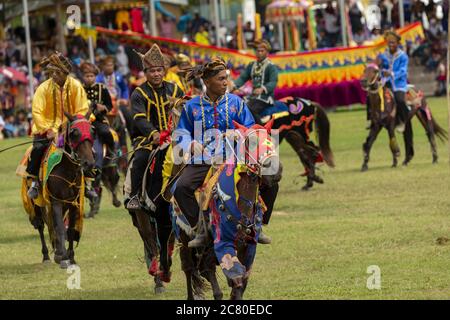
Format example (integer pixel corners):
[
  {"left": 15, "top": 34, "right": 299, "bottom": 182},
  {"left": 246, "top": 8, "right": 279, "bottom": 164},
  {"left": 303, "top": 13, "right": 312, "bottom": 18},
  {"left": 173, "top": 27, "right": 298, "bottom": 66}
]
[{"left": 63, "top": 117, "right": 94, "bottom": 165}]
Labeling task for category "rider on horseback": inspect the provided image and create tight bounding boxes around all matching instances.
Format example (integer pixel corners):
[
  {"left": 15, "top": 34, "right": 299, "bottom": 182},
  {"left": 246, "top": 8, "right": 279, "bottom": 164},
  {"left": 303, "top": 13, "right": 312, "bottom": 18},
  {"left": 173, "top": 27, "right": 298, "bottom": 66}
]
[
  {"left": 377, "top": 30, "right": 415, "bottom": 161},
  {"left": 81, "top": 62, "right": 115, "bottom": 146},
  {"left": 80, "top": 62, "right": 116, "bottom": 202},
  {"left": 126, "top": 44, "right": 184, "bottom": 210},
  {"left": 172, "top": 58, "right": 272, "bottom": 248},
  {"left": 26, "top": 52, "right": 89, "bottom": 199},
  {"left": 231, "top": 39, "right": 278, "bottom": 124}
]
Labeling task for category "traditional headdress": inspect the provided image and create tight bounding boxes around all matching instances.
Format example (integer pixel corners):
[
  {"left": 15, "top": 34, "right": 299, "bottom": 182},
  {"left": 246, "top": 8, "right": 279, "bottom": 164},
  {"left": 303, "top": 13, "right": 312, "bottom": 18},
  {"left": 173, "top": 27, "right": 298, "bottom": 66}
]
[
  {"left": 175, "top": 53, "right": 192, "bottom": 66},
  {"left": 384, "top": 30, "right": 401, "bottom": 42},
  {"left": 250, "top": 39, "right": 271, "bottom": 51},
  {"left": 186, "top": 57, "right": 227, "bottom": 81},
  {"left": 40, "top": 51, "right": 72, "bottom": 74},
  {"left": 80, "top": 62, "right": 99, "bottom": 75},
  {"left": 134, "top": 44, "right": 165, "bottom": 69}
]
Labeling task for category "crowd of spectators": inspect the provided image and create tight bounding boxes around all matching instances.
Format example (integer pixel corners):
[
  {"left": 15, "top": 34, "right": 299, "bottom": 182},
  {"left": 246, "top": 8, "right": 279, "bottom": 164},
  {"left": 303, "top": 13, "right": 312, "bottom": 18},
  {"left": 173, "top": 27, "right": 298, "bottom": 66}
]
[{"left": 0, "top": 0, "right": 448, "bottom": 139}]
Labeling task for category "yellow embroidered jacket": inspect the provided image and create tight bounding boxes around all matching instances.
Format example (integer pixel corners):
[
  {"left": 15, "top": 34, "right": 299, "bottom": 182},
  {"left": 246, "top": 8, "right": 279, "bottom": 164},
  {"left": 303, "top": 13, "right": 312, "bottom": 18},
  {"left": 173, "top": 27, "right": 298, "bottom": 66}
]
[{"left": 31, "top": 76, "right": 89, "bottom": 135}]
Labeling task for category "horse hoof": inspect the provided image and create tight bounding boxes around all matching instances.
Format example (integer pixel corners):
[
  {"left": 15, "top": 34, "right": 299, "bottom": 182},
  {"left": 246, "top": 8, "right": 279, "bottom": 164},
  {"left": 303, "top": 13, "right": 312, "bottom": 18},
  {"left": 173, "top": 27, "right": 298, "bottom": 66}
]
[
  {"left": 84, "top": 213, "right": 94, "bottom": 219},
  {"left": 214, "top": 292, "right": 223, "bottom": 300},
  {"left": 54, "top": 254, "right": 63, "bottom": 264},
  {"left": 361, "top": 165, "right": 368, "bottom": 172},
  {"left": 113, "top": 199, "right": 121, "bottom": 208},
  {"left": 43, "top": 258, "right": 51, "bottom": 264},
  {"left": 60, "top": 260, "right": 71, "bottom": 269},
  {"left": 312, "top": 176, "right": 324, "bottom": 184},
  {"left": 193, "top": 294, "right": 205, "bottom": 300},
  {"left": 155, "top": 285, "right": 166, "bottom": 295}
]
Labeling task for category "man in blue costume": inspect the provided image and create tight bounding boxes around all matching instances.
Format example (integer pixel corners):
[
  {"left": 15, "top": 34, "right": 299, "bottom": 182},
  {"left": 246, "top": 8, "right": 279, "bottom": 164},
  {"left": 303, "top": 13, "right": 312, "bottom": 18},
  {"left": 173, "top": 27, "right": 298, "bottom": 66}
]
[
  {"left": 173, "top": 58, "right": 272, "bottom": 248},
  {"left": 378, "top": 30, "right": 414, "bottom": 161}
]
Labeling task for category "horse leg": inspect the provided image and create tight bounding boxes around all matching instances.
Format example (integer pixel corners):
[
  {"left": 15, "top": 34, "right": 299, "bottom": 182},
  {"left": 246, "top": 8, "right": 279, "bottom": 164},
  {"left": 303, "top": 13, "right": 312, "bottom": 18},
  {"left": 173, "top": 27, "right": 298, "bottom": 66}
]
[
  {"left": 206, "top": 270, "right": 223, "bottom": 300},
  {"left": 387, "top": 126, "right": 400, "bottom": 168},
  {"left": 285, "top": 131, "right": 315, "bottom": 190},
  {"left": 51, "top": 201, "right": 70, "bottom": 268},
  {"left": 179, "top": 244, "right": 195, "bottom": 300},
  {"left": 134, "top": 210, "right": 161, "bottom": 290},
  {"left": 35, "top": 207, "right": 50, "bottom": 263},
  {"left": 67, "top": 206, "right": 78, "bottom": 265},
  {"left": 361, "top": 125, "right": 382, "bottom": 171},
  {"left": 230, "top": 277, "right": 244, "bottom": 300},
  {"left": 418, "top": 111, "right": 438, "bottom": 163},
  {"left": 103, "top": 167, "right": 121, "bottom": 208}
]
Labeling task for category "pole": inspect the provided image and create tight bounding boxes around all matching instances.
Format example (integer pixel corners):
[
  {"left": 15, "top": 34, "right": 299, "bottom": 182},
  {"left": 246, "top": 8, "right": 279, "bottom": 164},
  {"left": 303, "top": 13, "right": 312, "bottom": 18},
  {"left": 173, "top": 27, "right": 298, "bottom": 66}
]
[
  {"left": 447, "top": 5, "right": 450, "bottom": 165},
  {"left": 85, "top": 0, "right": 94, "bottom": 64},
  {"left": 55, "top": 2, "right": 67, "bottom": 55},
  {"left": 212, "top": 0, "right": 221, "bottom": 46},
  {"left": 149, "top": 0, "right": 157, "bottom": 36},
  {"left": 22, "top": 0, "right": 34, "bottom": 101},
  {"left": 339, "top": 0, "right": 348, "bottom": 47},
  {"left": 399, "top": 0, "right": 405, "bottom": 27},
  {"left": 278, "top": 22, "right": 284, "bottom": 51}
]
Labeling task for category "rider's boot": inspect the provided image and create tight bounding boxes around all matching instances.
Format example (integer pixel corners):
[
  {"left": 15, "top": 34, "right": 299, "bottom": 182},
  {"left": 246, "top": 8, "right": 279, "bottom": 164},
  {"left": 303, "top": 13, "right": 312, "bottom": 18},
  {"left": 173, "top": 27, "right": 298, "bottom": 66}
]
[
  {"left": 126, "top": 195, "right": 142, "bottom": 210},
  {"left": 258, "top": 229, "right": 272, "bottom": 244}
]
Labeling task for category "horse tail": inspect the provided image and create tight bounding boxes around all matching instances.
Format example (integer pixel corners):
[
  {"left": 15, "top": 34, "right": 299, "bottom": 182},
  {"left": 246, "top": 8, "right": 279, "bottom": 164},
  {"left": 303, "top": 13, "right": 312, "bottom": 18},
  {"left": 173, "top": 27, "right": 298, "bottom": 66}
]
[
  {"left": 314, "top": 104, "right": 335, "bottom": 168},
  {"left": 431, "top": 117, "right": 447, "bottom": 143}
]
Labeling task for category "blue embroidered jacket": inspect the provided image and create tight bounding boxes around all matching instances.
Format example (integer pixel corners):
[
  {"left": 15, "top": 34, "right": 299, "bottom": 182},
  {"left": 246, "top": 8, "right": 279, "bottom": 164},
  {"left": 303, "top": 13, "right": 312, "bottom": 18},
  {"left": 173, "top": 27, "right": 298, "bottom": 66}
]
[
  {"left": 378, "top": 49, "right": 409, "bottom": 92},
  {"left": 174, "top": 93, "right": 255, "bottom": 164}
]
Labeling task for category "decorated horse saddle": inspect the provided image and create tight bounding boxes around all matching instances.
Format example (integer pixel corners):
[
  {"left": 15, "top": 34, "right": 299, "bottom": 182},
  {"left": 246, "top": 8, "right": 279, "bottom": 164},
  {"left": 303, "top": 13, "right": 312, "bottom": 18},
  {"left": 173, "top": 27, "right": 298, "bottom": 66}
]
[{"left": 260, "top": 97, "right": 314, "bottom": 124}]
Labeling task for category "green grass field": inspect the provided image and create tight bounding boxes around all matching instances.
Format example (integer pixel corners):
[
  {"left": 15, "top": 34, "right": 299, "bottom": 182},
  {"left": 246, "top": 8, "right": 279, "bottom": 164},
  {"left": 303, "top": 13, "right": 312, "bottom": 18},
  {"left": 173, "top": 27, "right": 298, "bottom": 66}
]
[{"left": 1, "top": 97, "right": 450, "bottom": 300}]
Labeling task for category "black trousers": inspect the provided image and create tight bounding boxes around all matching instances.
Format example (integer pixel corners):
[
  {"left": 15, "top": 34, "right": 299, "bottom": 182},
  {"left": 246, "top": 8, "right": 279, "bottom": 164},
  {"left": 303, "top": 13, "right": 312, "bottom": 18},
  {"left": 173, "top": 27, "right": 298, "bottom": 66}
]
[
  {"left": 92, "top": 121, "right": 115, "bottom": 150},
  {"left": 130, "top": 148, "right": 152, "bottom": 198},
  {"left": 26, "top": 136, "right": 51, "bottom": 178},
  {"left": 173, "top": 164, "right": 211, "bottom": 227},
  {"left": 394, "top": 91, "right": 408, "bottom": 124},
  {"left": 247, "top": 99, "right": 270, "bottom": 124}
]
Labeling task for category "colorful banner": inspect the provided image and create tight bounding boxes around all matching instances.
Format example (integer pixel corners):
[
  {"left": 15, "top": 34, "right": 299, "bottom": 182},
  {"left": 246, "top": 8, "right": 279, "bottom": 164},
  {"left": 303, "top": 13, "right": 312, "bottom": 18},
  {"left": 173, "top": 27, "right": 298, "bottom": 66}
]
[{"left": 85, "top": 22, "right": 424, "bottom": 89}]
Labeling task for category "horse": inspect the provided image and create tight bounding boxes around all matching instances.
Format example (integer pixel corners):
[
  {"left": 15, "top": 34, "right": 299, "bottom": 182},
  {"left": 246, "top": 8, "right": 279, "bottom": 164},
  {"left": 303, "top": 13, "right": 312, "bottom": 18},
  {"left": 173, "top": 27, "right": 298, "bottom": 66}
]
[
  {"left": 360, "top": 63, "right": 446, "bottom": 171},
  {"left": 405, "top": 88, "right": 447, "bottom": 163},
  {"left": 265, "top": 97, "right": 335, "bottom": 190},
  {"left": 20, "top": 112, "right": 95, "bottom": 268},
  {"left": 171, "top": 119, "right": 282, "bottom": 300},
  {"left": 86, "top": 133, "right": 122, "bottom": 218}
]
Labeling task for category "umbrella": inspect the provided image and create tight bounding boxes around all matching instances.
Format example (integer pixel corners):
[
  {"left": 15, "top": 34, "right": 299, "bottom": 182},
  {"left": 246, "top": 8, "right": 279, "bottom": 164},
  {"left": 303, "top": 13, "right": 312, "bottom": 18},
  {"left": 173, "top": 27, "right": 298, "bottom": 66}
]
[{"left": 0, "top": 66, "right": 28, "bottom": 84}]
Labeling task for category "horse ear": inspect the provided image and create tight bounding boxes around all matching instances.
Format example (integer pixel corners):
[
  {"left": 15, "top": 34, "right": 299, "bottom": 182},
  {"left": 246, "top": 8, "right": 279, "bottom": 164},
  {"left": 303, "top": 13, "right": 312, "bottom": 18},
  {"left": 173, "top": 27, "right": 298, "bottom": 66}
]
[
  {"left": 232, "top": 120, "right": 248, "bottom": 133},
  {"left": 64, "top": 111, "right": 74, "bottom": 122},
  {"left": 264, "top": 118, "right": 274, "bottom": 132}
]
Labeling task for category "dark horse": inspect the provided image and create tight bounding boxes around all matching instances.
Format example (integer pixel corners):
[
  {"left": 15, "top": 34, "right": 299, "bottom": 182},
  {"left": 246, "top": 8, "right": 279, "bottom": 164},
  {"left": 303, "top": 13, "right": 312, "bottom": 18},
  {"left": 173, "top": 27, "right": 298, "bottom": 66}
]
[
  {"left": 21, "top": 112, "right": 95, "bottom": 268},
  {"left": 86, "top": 134, "right": 121, "bottom": 218},
  {"left": 360, "top": 64, "right": 446, "bottom": 171},
  {"left": 125, "top": 143, "right": 175, "bottom": 294},
  {"left": 269, "top": 97, "right": 335, "bottom": 190},
  {"left": 172, "top": 120, "right": 282, "bottom": 300}
]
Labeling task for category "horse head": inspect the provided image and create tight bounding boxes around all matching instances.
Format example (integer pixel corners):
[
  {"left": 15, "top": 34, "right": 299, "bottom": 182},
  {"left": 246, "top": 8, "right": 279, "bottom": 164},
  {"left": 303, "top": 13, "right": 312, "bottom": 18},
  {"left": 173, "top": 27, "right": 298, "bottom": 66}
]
[
  {"left": 64, "top": 111, "right": 95, "bottom": 174},
  {"left": 232, "top": 120, "right": 282, "bottom": 216},
  {"left": 360, "top": 63, "right": 381, "bottom": 91}
]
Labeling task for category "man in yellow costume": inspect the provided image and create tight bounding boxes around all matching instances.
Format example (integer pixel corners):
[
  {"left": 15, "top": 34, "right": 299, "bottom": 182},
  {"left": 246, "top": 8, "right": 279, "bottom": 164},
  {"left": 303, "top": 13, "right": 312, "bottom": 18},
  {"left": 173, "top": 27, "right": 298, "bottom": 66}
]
[{"left": 26, "top": 51, "right": 89, "bottom": 199}]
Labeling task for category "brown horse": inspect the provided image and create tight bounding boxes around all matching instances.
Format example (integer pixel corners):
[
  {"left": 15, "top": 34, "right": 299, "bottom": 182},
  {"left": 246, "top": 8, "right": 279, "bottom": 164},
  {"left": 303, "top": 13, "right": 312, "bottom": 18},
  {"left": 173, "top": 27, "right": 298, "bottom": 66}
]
[
  {"left": 21, "top": 112, "right": 95, "bottom": 268},
  {"left": 360, "top": 64, "right": 446, "bottom": 171},
  {"left": 173, "top": 120, "right": 282, "bottom": 300}
]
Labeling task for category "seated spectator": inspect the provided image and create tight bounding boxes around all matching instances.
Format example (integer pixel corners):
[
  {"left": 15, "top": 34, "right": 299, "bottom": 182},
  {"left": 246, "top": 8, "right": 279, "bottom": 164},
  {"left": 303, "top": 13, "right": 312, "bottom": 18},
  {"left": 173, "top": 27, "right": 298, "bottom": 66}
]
[
  {"left": 317, "top": 30, "right": 330, "bottom": 49},
  {"left": 2, "top": 114, "right": 17, "bottom": 138},
  {"left": 194, "top": 25, "right": 210, "bottom": 46},
  {"left": 0, "top": 114, "right": 4, "bottom": 140},
  {"left": 353, "top": 29, "right": 366, "bottom": 46},
  {"left": 15, "top": 110, "right": 30, "bottom": 137}
]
